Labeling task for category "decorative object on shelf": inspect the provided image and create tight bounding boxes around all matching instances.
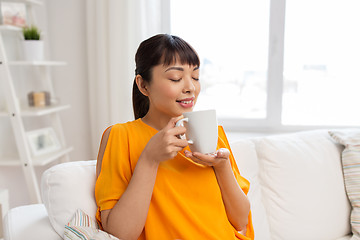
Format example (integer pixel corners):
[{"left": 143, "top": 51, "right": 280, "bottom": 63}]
[
  {"left": 22, "top": 25, "right": 44, "bottom": 61},
  {"left": 0, "top": 2, "right": 26, "bottom": 27},
  {"left": 28, "top": 91, "right": 50, "bottom": 107},
  {"left": 26, "top": 127, "right": 61, "bottom": 157}
]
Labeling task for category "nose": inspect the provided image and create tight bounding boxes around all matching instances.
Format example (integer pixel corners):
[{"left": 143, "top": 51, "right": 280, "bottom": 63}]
[{"left": 183, "top": 77, "right": 196, "bottom": 94}]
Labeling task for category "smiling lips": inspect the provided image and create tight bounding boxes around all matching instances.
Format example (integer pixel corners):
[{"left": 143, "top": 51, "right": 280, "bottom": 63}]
[{"left": 176, "top": 97, "right": 194, "bottom": 108}]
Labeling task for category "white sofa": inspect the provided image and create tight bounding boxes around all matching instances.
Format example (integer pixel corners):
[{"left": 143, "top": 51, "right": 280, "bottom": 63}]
[{"left": 3, "top": 129, "right": 355, "bottom": 240}]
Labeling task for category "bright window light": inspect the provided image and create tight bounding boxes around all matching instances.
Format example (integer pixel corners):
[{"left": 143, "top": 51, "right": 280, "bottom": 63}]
[
  {"left": 170, "top": 0, "right": 270, "bottom": 119},
  {"left": 283, "top": 0, "right": 360, "bottom": 126}
]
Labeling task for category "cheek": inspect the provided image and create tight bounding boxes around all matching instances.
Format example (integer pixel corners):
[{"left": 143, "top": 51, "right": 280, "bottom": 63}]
[
  {"left": 195, "top": 82, "right": 201, "bottom": 96},
  {"left": 155, "top": 84, "right": 178, "bottom": 99}
]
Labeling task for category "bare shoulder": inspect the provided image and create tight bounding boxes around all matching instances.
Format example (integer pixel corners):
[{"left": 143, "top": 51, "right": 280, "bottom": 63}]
[{"left": 96, "top": 126, "right": 113, "bottom": 179}]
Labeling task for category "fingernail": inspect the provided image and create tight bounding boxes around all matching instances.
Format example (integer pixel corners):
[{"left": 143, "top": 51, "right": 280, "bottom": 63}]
[{"left": 216, "top": 149, "right": 224, "bottom": 157}]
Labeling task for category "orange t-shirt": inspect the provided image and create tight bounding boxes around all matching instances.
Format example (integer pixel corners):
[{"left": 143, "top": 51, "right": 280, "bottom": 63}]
[{"left": 95, "top": 119, "right": 254, "bottom": 240}]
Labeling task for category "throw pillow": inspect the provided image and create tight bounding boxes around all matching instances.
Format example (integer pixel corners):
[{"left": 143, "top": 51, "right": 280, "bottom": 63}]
[
  {"left": 329, "top": 129, "right": 360, "bottom": 240},
  {"left": 64, "top": 209, "right": 119, "bottom": 240},
  {"left": 41, "top": 160, "right": 98, "bottom": 237}
]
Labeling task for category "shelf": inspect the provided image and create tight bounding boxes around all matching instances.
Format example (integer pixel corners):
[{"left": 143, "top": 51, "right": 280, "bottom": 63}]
[
  {"left": 0, "top": 0, "right": 43, "bottom": 5},
  {"left": 0, "top": 104, "right": 70, "bottom": 117},
  {"left": 21, "top": 104, "right": 70, "bottom": 116},
  {"left": 0, "top": 147, "right": 73, "bottom": 166},
  {"left": 25, "top": 0, "right": 43, "bottom": 5},
  {"left": 0, "top": 25, "right": 22, "bottom": 32},
  {"left": 8, "top": 61, "right": 67, "bottom": 66}
]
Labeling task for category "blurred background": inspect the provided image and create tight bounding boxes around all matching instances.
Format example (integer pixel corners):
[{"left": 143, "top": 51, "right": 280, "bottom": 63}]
[{"left": 0, "top": 0, "right": 359, "bottom": 208}]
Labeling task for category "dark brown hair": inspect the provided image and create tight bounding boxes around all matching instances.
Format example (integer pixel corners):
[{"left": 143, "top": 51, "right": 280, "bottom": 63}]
[{"left": 132, "top": 34, "right": 200, "bottom": 119}]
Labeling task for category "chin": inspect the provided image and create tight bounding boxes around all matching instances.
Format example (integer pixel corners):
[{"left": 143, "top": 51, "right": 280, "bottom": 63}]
[{"left": 180, "top": 107, "right": 195, "bottom": 114}]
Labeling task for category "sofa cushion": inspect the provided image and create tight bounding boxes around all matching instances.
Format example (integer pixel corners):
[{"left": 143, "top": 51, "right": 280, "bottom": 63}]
[
  {"left": 253, "top": 130, "right": 351, "bottom": 240},
  {"left": 3, "top": 204, "right": 62, "bottom": 240},
  {"left": 41, "top": 160, "right": 97, "bottom": 237},
  {"left": 329, "top": 129, "right": 360, "bottom": 239},
  {"left": 230, "top": 139, "right": 271, "bottom": 240}
]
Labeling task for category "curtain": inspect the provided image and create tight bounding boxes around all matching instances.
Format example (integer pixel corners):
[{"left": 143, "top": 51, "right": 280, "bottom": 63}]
[{"left": 86, "top": 0, "right": 168, "bottom": 157}]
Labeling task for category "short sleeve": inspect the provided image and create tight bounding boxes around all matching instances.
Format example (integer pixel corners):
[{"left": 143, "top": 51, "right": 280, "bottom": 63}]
[
  {"left": 95, "top": 124, "right": 133, "bottom": 212},
  {"left": 217, "top": 126, "right": 250, "bottom": 195}
]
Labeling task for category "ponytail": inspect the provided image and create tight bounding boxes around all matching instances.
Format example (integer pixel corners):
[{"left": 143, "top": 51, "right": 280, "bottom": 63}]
[{"left": 132, "top": 78, "right": 149, "bottom": 119}]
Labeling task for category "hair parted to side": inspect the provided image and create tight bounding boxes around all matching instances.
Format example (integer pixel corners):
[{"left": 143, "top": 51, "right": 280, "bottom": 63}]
[{"left": 132, "top": 34, "right": 200, "bottom": 119}]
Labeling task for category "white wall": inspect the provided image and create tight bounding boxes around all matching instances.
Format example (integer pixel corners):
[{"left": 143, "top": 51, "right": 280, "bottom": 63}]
[
  {"left": 0, "top": 0, "right": 91, "bottom": 208},
  {"left": 46, "top": 0, "right": 92, "bottom": 161}
]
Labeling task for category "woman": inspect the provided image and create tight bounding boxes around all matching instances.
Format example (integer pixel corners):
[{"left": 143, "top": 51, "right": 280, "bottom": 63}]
[{"left": 95, "top": 34, "right": 254, "bottom": 240}]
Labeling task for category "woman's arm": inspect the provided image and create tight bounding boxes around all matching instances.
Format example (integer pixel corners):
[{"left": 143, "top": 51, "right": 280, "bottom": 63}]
[
  {"left": 100, "top": 117, "right": 188, "bottom": 240},
  {"left": 101, "top": 155, "right": 159, "bottom": 240},
  {"left": 212, "top": 152, "right": 250, "bottom": 232},
  {"left": 185, "top": 149, "right": 250, "bottom": 232}
]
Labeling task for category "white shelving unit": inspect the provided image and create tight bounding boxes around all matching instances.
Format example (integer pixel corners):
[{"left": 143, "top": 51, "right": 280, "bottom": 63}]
[{"left": 0, "top": 0, "right": 72, "bottom": 203}]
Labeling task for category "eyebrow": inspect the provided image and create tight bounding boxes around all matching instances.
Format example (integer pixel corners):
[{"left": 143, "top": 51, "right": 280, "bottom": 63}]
[{"left": 165, "top": 66, "right": 199, "bottom": 72}]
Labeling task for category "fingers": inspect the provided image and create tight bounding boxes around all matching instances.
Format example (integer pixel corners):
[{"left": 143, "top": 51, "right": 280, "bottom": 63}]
[
  {"left": 163, "top": 116, "right": 187, "bottom": 137},
  {"left": 184, "top": 150, "right": 215, "bottom": 166},
  {"left": 170, "top": 125, "right": 187, "bottom": 136},
  {"left": 161, "top": 116, "right": 187, "bottom": 140},
  {"left": 173, "top": 138, "right": 189, "bottom": 148},
  {"left": 184, "top": 148, "right": 230, "bottom": 167},
  {"left": 215, "top": 148, "right": 230, "bottom": 158},
  {"left": 163, "top": 117, "right": 189, "bottom": 149},
  {"left": 164, "top": 116, "right": 184, "bottom": 130}
]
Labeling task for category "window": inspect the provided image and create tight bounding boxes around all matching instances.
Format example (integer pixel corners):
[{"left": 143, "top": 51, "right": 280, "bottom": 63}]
[
  {"left": 283, "top": 0, "right": 360, "bottom": 126},
  {"left": 170, "top": 0, "right": 269, "bottom": 120},
  {"left": 170, "top": 0, "right": 360, "bottom": 130}
]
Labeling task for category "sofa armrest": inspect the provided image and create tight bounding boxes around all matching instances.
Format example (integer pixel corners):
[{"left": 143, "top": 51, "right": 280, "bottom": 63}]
[{"left": 3, "top": 204, "right": 62, "bottom": 240}]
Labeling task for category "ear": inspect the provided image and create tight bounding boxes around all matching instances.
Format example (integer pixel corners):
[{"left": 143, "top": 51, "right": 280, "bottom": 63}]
[{"left": 135, "top": 75, "right": 149, "bottom": 96}]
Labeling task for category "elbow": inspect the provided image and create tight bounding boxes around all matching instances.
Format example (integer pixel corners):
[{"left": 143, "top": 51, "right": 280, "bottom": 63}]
[
  {"left": 233, "top": 201, "right": 250, "bottom": 232},
  {"left": 233, "top": 216, "right": 248, "bottom": 232},
  {"left": 103, "top": 225, "right": 140, "bottom": 240},
  {"left": 104, "top": 229, "right": 139, "bottom": 240}
]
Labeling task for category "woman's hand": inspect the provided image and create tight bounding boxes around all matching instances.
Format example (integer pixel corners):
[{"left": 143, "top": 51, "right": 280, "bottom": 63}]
[
  {"left": 184, "top": 148, "right": 230, "bottom": 170},
  {"left": 141, "top": 116, "right": 189, "bottom": 165}
]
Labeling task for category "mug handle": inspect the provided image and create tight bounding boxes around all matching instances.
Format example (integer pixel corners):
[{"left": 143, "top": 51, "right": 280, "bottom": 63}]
[{"left": 175, "top": 118, "right": 194, "bottom": 144}]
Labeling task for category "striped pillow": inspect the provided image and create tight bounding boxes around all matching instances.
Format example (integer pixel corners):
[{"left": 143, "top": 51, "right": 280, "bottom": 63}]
[
  {"left": 64, "top": 209, "right": 119, "bottom": 240},
  {"left": 329, "top": 129, "right": 360, "bottom": 239}
]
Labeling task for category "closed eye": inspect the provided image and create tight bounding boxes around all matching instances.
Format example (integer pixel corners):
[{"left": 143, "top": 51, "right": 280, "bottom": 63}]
[
  {"left": 193, "top": 77, "right": 199, "bottom": 81},
  {"left": 170, "top": 78, "right": 181, "bottom": 82}
]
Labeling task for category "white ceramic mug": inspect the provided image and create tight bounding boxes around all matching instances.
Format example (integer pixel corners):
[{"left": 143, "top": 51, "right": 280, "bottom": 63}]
[{"left": 176, "top": 109, "right": 218, "bottom": 154}]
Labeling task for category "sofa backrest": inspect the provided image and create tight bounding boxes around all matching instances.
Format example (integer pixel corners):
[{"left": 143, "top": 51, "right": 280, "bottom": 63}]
[
  {"left": 40, "top": 130, "right": 352, "bottom": 240},
  {"left": 252, "top": 129, "right": 351, "bottom": 240}
]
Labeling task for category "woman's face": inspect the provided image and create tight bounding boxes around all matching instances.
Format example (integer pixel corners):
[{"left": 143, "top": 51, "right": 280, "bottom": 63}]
[{"left": 145, "top": 61, "right": 201, "bottom": 120}]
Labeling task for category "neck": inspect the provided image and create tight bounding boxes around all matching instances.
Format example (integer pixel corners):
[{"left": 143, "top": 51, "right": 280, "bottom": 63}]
[
  {"left": 141, "top": 113, "right": 170, "bottom": 131},
  {"left": 141, "top": 110, "right": 177, "bottom": 131}
]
